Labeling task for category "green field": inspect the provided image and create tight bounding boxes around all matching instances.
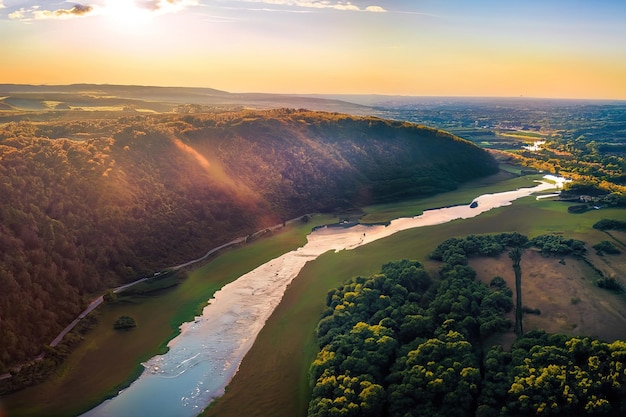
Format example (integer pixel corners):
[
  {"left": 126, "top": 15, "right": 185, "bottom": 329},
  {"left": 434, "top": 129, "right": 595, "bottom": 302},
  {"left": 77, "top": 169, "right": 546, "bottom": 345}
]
[{"left": 360, "top": 170, "right": 543, "bottom": 223}]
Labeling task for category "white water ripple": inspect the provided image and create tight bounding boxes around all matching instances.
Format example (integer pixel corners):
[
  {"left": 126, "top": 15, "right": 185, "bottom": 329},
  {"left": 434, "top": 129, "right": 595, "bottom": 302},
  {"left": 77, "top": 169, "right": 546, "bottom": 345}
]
[{"left": 81, "top": 176, "right": 564, "bottom": 417}]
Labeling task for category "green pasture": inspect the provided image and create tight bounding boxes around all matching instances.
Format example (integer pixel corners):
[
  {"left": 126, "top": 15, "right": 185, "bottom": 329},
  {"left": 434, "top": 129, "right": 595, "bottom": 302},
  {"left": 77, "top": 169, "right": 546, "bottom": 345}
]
[
  {"left": 360, "top": 171, "right": 543, "bottom": 223},
  {"left": 496, "top": 130, "right": 548, "bottom": 140},
  {"left": 3, "top": 215, "right": 336, "bottom": 417}
]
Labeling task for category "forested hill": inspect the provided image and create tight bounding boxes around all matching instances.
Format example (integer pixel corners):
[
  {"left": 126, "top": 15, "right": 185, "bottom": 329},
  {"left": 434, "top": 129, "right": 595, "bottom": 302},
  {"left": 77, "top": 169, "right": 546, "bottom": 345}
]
[{"left": 0, "top": 109, "right": 497, "bottom": 369}]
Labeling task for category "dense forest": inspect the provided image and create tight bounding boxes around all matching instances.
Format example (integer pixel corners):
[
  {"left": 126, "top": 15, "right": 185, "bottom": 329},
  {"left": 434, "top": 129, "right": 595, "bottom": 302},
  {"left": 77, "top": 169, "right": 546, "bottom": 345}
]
[
  {"left": 0, "top": 109, "right": 498, "bottom": 371},
  {"left": 308, "top": 234, "right": 626, "bottom": 417}
]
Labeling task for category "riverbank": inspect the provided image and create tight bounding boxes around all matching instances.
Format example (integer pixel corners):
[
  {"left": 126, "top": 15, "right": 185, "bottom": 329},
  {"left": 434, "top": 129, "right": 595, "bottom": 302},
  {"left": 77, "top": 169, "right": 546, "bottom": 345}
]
[
  {"left": 2, "top": 215, "right": 335, "bottom": 417},
  {"left": 78, "top": 177, "right": 564, "bottom": 417},
  {"left": 204, "top": 195, "right": 625, "bottom": 417},
  {"left": 1, "top": 175, "right": 577, "bottom": 417}
]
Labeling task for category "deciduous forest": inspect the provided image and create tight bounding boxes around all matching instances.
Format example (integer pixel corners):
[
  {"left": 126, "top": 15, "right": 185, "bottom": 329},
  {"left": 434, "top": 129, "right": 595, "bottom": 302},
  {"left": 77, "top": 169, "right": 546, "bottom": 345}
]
[{"left": 0, "top": 109, "right": 497, "bottom": 371}]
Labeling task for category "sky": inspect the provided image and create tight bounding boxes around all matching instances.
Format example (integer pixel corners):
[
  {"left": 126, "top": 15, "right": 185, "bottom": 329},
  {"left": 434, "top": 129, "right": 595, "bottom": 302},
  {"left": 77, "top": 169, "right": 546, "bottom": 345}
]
[{"left": 1, "top": 0, "right": 625, "bottom": 99}]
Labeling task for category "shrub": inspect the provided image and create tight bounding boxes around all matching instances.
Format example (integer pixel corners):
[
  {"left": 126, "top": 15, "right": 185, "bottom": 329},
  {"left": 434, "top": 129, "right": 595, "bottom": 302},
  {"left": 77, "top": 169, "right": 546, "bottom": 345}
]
[
  {"left": 113, "top": 315, "right": 136, "bottom": 330},
  {"left": 595, "top": 277, "right": 622, "bottom": 292},
  {"left": 522, "top": 307, "right": 541, "bottom": 315},
  {"left": 593, "top": 240, "right": 621, "bottom": 255}
]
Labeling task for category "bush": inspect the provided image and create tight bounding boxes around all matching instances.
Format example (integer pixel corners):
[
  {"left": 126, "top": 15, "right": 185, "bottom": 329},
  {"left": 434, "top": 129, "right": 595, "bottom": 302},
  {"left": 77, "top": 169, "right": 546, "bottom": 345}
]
[
  {"left": 522, "top": 307, "right": 541, "bottom": 315},
  {"left": 595, "top": 277, "right": 622, "bottom": 292},
  {"left": 593, "top": 240, "right": 621, "bottom": 255},
  {"left": 593, "top": 219, "right": 626, "bottom": 231},
  {"left": 490, "top": 276, "right": 507, "bottom": 289},
  {"left": 113, "top": 315, "right": 136, "bottom": 330}
]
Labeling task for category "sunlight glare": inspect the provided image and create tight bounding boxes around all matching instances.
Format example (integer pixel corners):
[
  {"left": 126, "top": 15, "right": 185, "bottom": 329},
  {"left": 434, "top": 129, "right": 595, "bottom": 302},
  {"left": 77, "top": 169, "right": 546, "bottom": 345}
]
[{"left": 101, "top": 0, "right": 153, "bottom": 29}]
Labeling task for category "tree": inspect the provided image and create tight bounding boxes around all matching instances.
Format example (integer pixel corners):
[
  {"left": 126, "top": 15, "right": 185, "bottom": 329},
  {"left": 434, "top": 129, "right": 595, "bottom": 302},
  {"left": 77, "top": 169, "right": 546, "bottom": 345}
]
[
  {"left": 103, "top": 289, "right": 117, "bottom": 303},
  {"left": 113, "top": 315, "right": 136, "bottom": 330},
  {"left": 509, "top": 247, "right": 524, "bottom": 337}
]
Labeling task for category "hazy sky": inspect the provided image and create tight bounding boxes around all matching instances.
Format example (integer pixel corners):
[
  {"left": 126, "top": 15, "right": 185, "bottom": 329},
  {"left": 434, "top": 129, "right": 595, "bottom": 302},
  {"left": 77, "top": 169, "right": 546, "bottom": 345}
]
[{"left": 1, "top": 0, "right": 625, "bottom": 99}]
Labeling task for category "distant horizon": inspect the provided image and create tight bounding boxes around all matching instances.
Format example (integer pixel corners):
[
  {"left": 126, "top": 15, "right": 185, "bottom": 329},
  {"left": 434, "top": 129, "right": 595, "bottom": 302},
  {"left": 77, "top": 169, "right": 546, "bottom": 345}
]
[
  {"left": 2, "top": 1, "right": 625, "bottom": 101},
  {"left": 2, "top": 82, "right": 626, "bottom": 103}
]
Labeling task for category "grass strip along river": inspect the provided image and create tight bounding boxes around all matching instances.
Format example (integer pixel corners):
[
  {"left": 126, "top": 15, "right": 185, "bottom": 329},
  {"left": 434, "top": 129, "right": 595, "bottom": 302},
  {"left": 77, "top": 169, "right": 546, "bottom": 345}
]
[{"left": 80, "top": 176, "right": 567, "bottom": 417}]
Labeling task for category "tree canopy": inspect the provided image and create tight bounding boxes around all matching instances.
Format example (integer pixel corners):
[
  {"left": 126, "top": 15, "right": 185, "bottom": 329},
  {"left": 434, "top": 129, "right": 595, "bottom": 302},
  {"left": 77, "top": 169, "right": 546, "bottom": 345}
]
[
  {"left": 0, "top": 110, "right": 498, "bottom": 371},
  {"left": 309, "top": 234, "right": 626, "bottom": 417}
]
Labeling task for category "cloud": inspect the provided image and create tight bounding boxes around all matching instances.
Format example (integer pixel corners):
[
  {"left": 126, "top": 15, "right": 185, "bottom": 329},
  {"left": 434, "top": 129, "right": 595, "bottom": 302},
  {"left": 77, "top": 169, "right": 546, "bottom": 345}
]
[
  {"left": 365, "top": 5, "right": 384, "bottom": 13},
  {"left": 240, "top": 0, "right": 386, "bottom": 12},
  {"left": 7, "top": 0, "right": 199, "bottom": 22},
  {"left": 135, "top": 0, "right": 199, "bottom": 13},
  {"left": 0, "top": 1, "right": 5, "bottom": 9},
  {"left": 9, "top": 4, "right": 95, "bottom": 21}
]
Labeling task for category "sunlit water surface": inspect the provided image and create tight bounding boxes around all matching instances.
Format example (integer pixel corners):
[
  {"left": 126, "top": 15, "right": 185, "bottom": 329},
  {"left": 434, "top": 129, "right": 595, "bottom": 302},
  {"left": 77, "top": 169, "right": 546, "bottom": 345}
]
[{"left": 81, "top": 177, "right": 564, "bottom": 417}]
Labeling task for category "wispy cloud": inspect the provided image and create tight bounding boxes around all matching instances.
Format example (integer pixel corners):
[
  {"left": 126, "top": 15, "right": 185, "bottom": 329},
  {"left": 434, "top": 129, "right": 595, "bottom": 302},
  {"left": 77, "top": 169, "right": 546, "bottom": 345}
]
[
  {"left": 238, "top": 0, "right": 386, "bottom": 12},
  {"left": 9, "top": 4, "right": 94, "bottom": 21},
  {"left": 135, "top": 0, "right": 199, "bottom": 14},
  {"left": 0, "top": 1, "right": 6, "bottom": 9}
]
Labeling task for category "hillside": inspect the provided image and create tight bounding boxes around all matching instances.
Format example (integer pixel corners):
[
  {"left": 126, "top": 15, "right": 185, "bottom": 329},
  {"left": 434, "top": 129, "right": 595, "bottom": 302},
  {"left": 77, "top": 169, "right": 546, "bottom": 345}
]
[{"left": 0, "top": 109, "right": 498, "bottom": 370}]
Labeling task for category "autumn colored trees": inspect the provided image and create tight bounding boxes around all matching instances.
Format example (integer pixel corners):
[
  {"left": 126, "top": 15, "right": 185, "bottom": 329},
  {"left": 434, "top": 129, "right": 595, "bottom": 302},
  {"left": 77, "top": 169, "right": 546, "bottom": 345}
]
[{"left": 0, "top": 110, "right": 497, "bottom": 372}]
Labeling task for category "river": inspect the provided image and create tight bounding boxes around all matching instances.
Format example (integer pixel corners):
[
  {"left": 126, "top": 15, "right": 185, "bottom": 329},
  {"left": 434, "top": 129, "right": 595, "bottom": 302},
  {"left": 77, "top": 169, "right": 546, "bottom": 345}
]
[{"left": 80, "top": 176, "right": 566, "bottom": 417}]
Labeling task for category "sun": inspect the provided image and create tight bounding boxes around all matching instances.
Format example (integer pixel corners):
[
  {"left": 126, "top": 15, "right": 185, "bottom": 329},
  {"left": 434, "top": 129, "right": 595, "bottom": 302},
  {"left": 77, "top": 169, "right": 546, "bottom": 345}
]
[{"left": 101, "top": 0, "right": 153, "bottom": 28}]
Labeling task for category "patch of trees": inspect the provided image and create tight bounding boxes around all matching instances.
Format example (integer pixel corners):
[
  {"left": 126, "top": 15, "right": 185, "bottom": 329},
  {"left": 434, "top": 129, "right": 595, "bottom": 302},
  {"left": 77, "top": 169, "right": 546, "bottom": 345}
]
[
  {"left": 559, "top": 181, "right": 626, "bottom": 213},
  {"left": 429, "top": 232, "right": 529, "bottom": 264},
  {"left": 308, "top": 259, "right": 513, "bottom": 417},
  {"left": 529, "top": 234, "right": 586, "bottom": 257},
  {"left": 595, "top": 276, "right": 622, "bottom": 292},
  {"left": 593, "top": 240, "right": 621, "bottom": 255},
  {"left": 0, "top": 110, "right": 497, "bottom": 371},
  {"left": 481, "top": 331, "right": 626, "bottom": 416},
  {"left": 593, "top": 218, "right": 626, "bottom": 232},
  {"left": 429, "top": 232, "right": 586, "bottom": 263},
  {"left": 308, "top": 253, "right": 626, "bottom": 417}
]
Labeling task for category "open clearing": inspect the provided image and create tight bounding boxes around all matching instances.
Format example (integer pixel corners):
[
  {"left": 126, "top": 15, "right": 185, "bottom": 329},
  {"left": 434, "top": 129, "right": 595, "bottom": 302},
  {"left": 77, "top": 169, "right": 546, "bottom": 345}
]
[{"left": 470, "top": 250, "right": 626, "bottom": 343}]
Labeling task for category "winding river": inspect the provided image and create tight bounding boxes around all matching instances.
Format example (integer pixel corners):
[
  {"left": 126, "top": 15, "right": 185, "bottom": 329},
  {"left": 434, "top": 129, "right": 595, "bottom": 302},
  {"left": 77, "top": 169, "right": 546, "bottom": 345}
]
[{"left": 81, "top": 176, "right": 566, "bottom": 417}]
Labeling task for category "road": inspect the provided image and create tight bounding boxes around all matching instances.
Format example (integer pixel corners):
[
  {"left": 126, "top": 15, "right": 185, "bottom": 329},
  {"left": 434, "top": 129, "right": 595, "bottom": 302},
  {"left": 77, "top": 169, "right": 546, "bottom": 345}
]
[
  {"left": 1, "top": 216, "right": 309, "bottom": 381},
  {"left": 49, "top": 277, "right": 150, "bottom": 347},
  {"left": 48, "top": 215, "right": 307, "bottom": 348}
]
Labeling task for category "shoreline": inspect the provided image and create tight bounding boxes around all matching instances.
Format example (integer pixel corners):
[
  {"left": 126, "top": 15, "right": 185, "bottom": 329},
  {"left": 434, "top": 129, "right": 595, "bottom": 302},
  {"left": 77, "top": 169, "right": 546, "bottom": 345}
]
[{"left": 80, "top": 176, "right": 564, "bottom": 417}]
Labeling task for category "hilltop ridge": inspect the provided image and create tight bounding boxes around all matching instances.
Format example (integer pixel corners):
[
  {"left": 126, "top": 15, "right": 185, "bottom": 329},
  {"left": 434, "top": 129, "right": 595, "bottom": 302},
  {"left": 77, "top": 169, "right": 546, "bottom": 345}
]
[{"left": 0, "top": 108, "right": 497, "bottom": 371}]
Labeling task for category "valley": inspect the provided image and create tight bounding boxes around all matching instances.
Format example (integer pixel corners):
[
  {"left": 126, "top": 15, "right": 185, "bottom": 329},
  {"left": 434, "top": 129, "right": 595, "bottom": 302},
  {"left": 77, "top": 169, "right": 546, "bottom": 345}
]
[{"left": 0, "top": 85, "right": 625, "bottom": 417}]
